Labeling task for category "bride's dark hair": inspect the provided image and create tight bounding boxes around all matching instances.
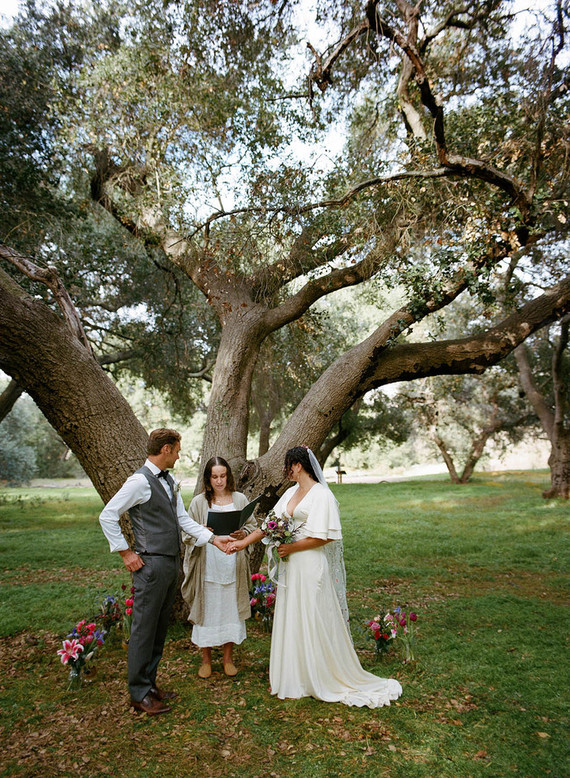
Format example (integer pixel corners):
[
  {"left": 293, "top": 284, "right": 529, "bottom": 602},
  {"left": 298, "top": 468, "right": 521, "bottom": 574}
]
[
  {"left": 284, "top": 446, "right": 318, "bottom": 482},
  {"left": 203, "top": 456, "right": 235, "bottom": 506}
]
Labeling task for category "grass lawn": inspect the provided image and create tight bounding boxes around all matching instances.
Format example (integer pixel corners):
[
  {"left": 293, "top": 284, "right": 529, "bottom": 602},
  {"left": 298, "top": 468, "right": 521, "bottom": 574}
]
[{"left": 0, "top": 472, "right": 567, "bottom": 777}]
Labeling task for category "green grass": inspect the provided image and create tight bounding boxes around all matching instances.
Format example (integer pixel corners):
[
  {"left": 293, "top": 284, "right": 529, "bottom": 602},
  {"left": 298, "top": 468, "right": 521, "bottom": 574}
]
[{"left": 0, "top": 473, "right": 568, "bottom": 777}]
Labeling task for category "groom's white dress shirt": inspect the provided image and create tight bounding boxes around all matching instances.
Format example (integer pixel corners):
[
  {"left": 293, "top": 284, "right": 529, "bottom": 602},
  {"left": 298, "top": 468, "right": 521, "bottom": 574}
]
[{"left": 99, "top": 458, "right": 212, "bottom": 552}]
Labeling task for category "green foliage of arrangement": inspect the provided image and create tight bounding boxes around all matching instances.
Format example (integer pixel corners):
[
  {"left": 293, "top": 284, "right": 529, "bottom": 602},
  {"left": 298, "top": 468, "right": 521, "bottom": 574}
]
[{"left": 0, "top": 474, "right": 567, "bottom": 776}]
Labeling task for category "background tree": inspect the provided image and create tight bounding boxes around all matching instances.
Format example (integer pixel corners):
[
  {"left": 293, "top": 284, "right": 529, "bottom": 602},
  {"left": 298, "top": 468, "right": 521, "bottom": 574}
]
[
  {"left": 398, "top": 369, "right": 536, "bottom": 484},
  {"left": 515, "top": 316, "right": 570, "bottom": 498}
]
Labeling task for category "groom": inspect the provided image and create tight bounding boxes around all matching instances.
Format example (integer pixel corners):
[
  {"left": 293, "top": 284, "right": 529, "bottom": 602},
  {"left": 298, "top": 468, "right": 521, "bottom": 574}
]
[{"left": 99, "top": 428, "right": 227, "bottom": 715}]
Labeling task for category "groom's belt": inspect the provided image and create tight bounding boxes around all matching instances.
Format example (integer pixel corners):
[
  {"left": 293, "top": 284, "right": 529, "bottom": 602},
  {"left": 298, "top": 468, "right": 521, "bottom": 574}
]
[{"left": 137, "top": 551, "right": 178, "bottom": 558}]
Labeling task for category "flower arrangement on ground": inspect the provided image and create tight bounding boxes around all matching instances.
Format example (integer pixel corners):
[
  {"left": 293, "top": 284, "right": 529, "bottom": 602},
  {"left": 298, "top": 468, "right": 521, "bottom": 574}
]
[
  {"left": 365, "top": 606, "right": 418, "bottom": 662},
  {"left": 121, "top": 583, "right": 135, "bottom": 643},
  {"left": 98, "top": 593, "right": 123, "bottom": 634},
  {"left": 249, "top": 572, "right": 276, "bottom": 632},
  {"left": 57, "top": 619, "right": 106, "bottom": 690}
]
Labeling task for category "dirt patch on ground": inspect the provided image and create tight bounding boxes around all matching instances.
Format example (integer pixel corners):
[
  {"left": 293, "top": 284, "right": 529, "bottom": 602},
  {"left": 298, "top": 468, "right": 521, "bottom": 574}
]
[
  {"left": 357, "top": 567, "right": 568, "bottom": 608},
  {"left": 0, "top": 566, "right": 116, "bottom": 586}
]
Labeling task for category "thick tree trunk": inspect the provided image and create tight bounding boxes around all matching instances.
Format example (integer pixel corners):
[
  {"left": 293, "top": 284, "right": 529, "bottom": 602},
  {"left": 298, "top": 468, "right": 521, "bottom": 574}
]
[
  {"left": 200, "top": 313, "right": 266, "bottom": 475},
  {"left": 0, "top": 379, "right": 24, "bottom": 423},
  {"left": 0, "top": 267, "right": 148, "bottom": 502},
  {"left": 544, "top": 428, "right": 570, "bottom": 499}
]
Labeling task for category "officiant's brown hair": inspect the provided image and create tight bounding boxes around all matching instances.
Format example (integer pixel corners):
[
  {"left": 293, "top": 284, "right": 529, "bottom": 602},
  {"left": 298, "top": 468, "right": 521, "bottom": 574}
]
[
  {"left": 203, "top": 456, "right": 236, "bottom": 506},
  {"left": 147, "top": 428, "right": 181, "bottom": 455}
]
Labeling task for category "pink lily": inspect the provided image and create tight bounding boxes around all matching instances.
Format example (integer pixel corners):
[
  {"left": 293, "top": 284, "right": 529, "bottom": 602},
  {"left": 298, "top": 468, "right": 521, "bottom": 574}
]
[{"left": 57, "top": 638, "right": 84, "bottom": 665}]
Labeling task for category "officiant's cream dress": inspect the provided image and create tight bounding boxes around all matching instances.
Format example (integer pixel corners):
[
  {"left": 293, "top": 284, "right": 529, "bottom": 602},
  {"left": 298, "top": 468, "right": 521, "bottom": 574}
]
[{"left": 269, "top": 484, "right": 402, "bottom": 708}]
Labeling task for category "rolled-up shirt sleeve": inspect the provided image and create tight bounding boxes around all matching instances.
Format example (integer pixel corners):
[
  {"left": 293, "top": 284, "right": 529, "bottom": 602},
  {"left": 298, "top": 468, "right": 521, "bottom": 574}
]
[
  {"left": 175, "top": 492, "right": 212, "bottom": 546},
  {"left": 99, "top": 474, "right": 150, "bottom": 552}
]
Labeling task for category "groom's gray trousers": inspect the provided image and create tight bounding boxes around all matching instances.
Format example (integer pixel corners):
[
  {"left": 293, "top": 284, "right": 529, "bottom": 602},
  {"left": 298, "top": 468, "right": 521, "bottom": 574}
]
[{"left": 128, "top": 553, "right": 179, "bottom": 701}]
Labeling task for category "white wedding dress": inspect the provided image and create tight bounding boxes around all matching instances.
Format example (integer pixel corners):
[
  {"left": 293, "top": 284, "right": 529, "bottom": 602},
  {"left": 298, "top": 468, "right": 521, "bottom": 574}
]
[{"left": 269, "top": 484, "right": 402, "bottom": 708}]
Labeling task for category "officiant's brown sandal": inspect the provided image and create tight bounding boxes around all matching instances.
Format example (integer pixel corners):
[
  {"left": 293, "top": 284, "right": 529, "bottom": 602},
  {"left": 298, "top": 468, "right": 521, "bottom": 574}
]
[
  {"left": 223, "top": 662, "right": 238, "bottom": 677},
  {"left": 198, "top": 663, "right": 212, "bottom": 679}
]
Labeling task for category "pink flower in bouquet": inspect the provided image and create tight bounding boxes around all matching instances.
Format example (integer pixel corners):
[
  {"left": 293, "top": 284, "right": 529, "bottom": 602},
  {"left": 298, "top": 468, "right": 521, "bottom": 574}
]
[
  {"left": 250, "top": 597, "right": 258, "bottom": 607},
  {"left": 87, "top": 623, "right": 96, "bottom": 632},
  {"left": 267, "top": 520, "right": 277, "bottom": 530},
  {"left": 57, "top": 639, "right": 84, "bottom": 665},
  {"left": 84, "top": 634, "right": 94, "bottom": 644},
  {"left": 266, "top": 593, "right": 276, "bottom": 606}
]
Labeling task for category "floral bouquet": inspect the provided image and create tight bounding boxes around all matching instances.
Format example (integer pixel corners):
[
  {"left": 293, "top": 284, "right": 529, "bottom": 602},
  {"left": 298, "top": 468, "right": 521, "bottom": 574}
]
[
  {"left": 260, "top": 511, "right": 296, "bottom": 550},
  {"left": 365, "top": 606, "right": 418, "bottom": 662},
  {"left": 249, "top": 572, "right": 276, "bottom": 632},
  {"left": 122, "top": 583, "right": 135, "bottom": 643},
  {"left": 57, "top": 619, "right": 106, "bottom": 690},
  {"left": 260, "top": 510, "right": 297, "bottom": 582}
]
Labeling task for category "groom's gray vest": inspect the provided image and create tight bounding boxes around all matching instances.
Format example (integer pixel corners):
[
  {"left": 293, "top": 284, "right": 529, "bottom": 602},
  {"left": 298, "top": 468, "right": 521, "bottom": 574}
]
[{"left": 128, "top": 466, "right": 181, "bottom": 555}]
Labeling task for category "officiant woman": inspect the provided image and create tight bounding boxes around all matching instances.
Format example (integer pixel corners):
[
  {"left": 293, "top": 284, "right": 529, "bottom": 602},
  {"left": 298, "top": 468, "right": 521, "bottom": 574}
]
[{"left": 181, "top": 456, "right": 255, "bottom": 678}]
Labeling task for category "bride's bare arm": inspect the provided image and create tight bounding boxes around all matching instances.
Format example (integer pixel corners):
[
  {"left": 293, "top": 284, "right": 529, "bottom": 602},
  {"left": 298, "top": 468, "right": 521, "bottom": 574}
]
[{"left": 277, "top": 537, "right": 331, "bottom": 557}]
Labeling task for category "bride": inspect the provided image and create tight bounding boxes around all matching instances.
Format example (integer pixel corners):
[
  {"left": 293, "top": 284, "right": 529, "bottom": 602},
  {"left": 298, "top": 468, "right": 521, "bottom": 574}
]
[{"left": 227, "top": 446, "right": 402, "bottom": 708}]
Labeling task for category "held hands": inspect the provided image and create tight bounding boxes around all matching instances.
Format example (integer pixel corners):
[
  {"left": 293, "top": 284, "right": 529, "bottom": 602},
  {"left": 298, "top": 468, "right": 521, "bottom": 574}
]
[
  {"left": 226, "top": 538, "right": 247, "bottom": 554},
  {"left": 212, "top": 536, "right": 230, "bottom": 552}
]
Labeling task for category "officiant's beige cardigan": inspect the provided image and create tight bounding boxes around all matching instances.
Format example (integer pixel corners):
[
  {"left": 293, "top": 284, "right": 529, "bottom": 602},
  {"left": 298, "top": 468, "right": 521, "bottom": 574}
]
[{"left": 181, "top": 492, "right": 257, "bottom": 625}]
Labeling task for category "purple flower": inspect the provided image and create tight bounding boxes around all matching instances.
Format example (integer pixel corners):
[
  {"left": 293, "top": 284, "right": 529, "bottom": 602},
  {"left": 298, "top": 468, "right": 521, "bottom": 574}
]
[
  {"left": 399, "top": 617, "right": 406, "bottom": 626},
  {"left": 410, "top": 612, "right": 417, "bottom": 622}
]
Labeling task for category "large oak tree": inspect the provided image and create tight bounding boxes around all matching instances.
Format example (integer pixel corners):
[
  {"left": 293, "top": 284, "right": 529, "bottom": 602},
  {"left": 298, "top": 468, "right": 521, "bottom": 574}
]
[{"left": 1, "top": 0, "right": 569, "bottom": 498}]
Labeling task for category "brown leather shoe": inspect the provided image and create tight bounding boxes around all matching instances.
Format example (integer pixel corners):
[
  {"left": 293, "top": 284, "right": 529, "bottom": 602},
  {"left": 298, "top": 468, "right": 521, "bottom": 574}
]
[
  {"left": 150, "top": 686, "right": 178, "bottom": 701},
  {"left": 131, "top": 694, "right": 172, "bottom": 715}
]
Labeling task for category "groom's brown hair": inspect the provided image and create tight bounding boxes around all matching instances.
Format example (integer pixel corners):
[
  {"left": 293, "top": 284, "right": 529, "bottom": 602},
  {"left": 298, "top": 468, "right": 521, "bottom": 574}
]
[{"left": 147, "top": 428, "right": 181, "bottom": 456}]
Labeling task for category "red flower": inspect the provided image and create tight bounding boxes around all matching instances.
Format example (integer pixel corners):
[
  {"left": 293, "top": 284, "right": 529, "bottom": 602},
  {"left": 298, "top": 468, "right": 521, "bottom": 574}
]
[
  {"left": 125, "top": 607, "right": 133, "bottom": 615},
  {"left": 410, "top": 612, "right": 417, "bottom": 621}
]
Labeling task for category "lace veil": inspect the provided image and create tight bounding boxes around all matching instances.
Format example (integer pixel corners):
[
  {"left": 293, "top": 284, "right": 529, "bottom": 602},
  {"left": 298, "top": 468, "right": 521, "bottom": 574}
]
[{"left": 307, "top": 449, "right": 350, "bottom": 627}]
